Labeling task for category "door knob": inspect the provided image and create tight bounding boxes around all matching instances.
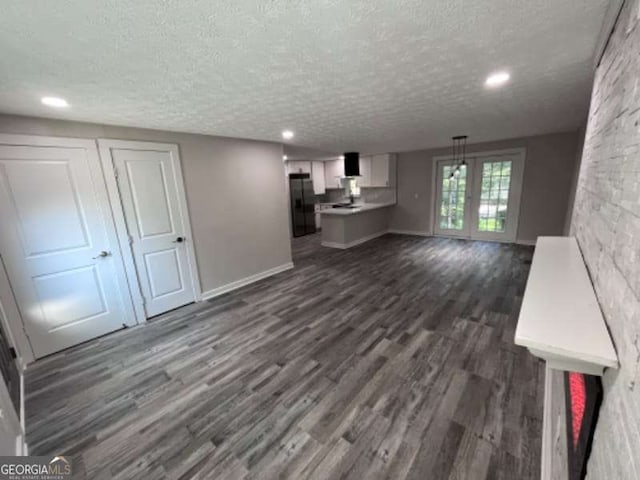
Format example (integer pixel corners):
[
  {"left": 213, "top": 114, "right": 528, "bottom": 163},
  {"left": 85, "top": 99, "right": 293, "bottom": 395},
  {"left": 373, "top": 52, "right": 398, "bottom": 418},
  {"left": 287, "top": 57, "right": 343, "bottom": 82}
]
[
  {"left": 92, "top": 251, "right": 111, "bottom": 259},
  {"left": 173, "top": 236, "right": 185, "bottom": 243}
]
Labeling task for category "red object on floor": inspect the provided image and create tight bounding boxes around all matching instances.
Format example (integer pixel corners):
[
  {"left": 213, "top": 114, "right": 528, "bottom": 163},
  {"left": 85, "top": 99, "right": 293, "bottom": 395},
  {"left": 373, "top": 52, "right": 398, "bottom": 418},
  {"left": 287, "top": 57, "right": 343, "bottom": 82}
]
[{"left": 569, "top": 372, "right": 587, "bottom": 448}]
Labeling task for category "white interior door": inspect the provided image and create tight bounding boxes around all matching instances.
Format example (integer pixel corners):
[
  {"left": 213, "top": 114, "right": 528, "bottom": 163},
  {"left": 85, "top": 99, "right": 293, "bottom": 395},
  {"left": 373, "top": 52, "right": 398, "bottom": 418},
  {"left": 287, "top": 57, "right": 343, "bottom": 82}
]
[
  {"left": 0, "top": 137, "right": 135, "bottom": 358},
  {"left": 100, "top": 141, "right": 199, "bottom": 318},
  {"left": 433, "top": 150, "right": 525, "bottom": 243}
]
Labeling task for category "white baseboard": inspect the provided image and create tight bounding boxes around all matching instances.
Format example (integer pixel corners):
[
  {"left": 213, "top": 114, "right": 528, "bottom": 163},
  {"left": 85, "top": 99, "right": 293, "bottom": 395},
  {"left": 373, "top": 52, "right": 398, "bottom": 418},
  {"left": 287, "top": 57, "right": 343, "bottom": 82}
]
[
  {"left": 201, "top": 262, "right": 294, "bottom": 301},
  {"left": 516, "top": 239, "right": 537, "bottom": 246},
  {"left": 322, "top": 228, "right": 535, "bottom": 248},
  {"left": 387, "top": 229, "right": 432, "bottom": 237},
  {"left": 321, "top": 230, "right": 388, "bottom": 249},
  {"left": 320, "top": 241, "right": 347, "bottom": 249}
]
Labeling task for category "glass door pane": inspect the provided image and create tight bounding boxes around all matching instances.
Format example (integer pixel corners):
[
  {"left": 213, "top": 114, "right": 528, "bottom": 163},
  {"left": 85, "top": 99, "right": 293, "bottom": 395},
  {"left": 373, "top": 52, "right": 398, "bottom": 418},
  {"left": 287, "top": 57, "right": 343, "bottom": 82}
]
[
  {"left": 433, "top": 152, "right": 524, "bottom": 242},
  {"left": 478, "top": 160, "right": 511, "bottom": 233},
  {"left": 434, "top": 161, "right": 470, "bottom": 237},
  {"left": 469, "top": 153, "right": 524, "bottom": 242}
]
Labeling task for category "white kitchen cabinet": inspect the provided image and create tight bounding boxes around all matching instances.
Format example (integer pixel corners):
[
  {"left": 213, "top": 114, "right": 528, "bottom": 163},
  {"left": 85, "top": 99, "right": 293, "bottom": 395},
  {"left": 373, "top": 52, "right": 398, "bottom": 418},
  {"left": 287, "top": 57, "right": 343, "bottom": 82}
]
[
  {"left": 359, "top": 156, "right": 372, "bottom": 187},
  {"left": 287, "top": 161, "right": 312, "bottom": 174},
  {"left": 311, "top": 161, "right": 326, "bottom": 194},
  {"left": 370, "top": 154, "right": 397, "bottom": 187},
  {"left": 371, "top": 154, "right": 389, "bottom": 187},
  {"left": 321, "top": 154, "right": 395, "bottom": 189},
  {"left": 324, "top": 159, "right": 344, "bottom": 188}
]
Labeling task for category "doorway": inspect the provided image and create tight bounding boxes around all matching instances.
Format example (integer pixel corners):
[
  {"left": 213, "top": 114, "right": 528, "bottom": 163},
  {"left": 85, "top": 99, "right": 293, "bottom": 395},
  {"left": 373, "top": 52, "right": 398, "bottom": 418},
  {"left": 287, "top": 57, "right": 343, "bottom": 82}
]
[{"left": 433, "top": 149, "right": 525, "bottom": 243}]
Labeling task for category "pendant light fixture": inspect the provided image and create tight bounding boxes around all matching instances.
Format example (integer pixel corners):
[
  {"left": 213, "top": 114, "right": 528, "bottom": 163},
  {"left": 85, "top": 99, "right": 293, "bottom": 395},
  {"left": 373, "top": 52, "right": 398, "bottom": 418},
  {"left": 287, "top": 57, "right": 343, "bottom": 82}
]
[{"left": 449, "top": 135, "right": 468, "bottom": 180}]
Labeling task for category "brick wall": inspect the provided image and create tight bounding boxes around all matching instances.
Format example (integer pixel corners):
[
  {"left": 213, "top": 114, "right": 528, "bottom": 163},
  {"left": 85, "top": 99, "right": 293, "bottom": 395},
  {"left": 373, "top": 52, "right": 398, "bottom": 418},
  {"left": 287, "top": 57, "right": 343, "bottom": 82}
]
[{"left": 570, "top": 1, "right": 640, "bottom": 478}]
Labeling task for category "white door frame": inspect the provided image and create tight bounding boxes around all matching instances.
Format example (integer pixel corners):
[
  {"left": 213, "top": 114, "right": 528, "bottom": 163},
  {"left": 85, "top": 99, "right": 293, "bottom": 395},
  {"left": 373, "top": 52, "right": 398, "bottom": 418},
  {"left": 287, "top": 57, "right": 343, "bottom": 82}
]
[
  {"left": 431, "top": 147, "right": 526, "bottom": 243},
  {"left": 0, "top": 259, "right": 27, "bottom": 454},
  {"left": 0, "top": 133, "right": 138, "bottom": 363},
  {"left": 98, "top": 139, "right": 202, "bottom": 323},
  {"left": 0, "top": 258, "right": 33, "bottom": 368},
  {"left": 0, "top": 366, "right": 24, "bottom": 455}
]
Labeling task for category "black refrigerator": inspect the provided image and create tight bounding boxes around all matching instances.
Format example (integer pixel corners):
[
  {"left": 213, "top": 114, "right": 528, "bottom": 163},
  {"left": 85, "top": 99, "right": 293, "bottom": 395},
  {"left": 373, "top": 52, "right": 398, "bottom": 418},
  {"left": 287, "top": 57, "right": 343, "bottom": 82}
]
[{"left": 289, "top": 173, "right": 316, "bottom": 237}]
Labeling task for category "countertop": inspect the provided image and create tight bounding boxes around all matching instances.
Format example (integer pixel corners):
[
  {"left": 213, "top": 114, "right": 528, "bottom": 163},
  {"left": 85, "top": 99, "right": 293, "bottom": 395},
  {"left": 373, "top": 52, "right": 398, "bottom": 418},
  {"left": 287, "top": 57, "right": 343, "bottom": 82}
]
[
  {"left": 319, "top": 202, "right": 396, "bottom": 216},
  {"left": 514, "top": 236, "right": 618, "bottom": 375}
]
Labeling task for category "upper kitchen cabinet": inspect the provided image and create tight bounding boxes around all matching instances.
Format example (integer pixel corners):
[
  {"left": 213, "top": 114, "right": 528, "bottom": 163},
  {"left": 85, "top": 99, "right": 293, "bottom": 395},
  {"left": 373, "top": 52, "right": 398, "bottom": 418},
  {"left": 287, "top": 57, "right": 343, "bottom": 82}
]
[
  {"left": 287, "top": 161, "right": 312, "bottom": 174},
  {"left": 322, "top": 154, "right": 396, "bottom": 189},
  {"left": 311, "top": 161, "right": 326, "bottom": 194},
  {"left": 285, "top": 160, "right": 326, "bottom": 194},
  {"left": 369, "top": 154, "right": 397, "bottom": 187},
  {"left": 359, "top": 156, "right": 372, "bottom": 187},
  {"left": 324, "top": 159, "right": 344, "bottom": 188}
]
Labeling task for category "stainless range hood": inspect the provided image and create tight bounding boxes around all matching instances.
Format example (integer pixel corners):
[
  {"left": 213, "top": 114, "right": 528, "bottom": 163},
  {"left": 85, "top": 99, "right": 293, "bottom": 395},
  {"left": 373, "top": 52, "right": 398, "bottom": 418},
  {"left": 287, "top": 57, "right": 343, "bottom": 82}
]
[{"left": 344, "top": 152, "right": 360, "bottom": 177}]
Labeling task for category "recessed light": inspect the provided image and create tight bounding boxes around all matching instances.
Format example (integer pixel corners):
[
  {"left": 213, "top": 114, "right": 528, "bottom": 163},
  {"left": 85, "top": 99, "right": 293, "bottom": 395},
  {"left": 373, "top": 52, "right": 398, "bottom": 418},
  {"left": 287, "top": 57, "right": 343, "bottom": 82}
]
[
  {"left": 283, "top": 155, "right": 288, "bottom": 160},
  {"left": 41, "top": 96, "right": 69, "bottom": 108},
  {"left": 282, "top": 130, "right": 294, "bottom": 140},
  {"left": 485, "top": 71, "right": 510, "bottom": 88}
]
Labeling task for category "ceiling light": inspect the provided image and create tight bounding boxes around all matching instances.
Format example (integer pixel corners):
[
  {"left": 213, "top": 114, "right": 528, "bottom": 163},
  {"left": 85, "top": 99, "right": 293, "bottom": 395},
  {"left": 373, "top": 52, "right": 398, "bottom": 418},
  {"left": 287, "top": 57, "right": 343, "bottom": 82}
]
[
  {"left": 339, "top": 155, "right": 345, "bottom": 160},
  {"left": 41, "top": 96, "right": 69, "bottom": 108},
  {"left": 282, "top": 130, "right": 294, "bottom": 140},
  {"left": 283, "top": 155, "right": 288, "bottom": 160},
  {"left": 485, "top": 71, "right": 510, "bottom": 88}
]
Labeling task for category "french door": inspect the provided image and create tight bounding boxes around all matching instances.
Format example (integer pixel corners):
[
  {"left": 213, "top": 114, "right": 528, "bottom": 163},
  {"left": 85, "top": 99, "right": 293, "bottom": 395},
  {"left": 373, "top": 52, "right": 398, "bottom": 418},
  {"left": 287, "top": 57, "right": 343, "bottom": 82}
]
[{"left": 434, "top": 150, "right": 525, "bottom": 242}]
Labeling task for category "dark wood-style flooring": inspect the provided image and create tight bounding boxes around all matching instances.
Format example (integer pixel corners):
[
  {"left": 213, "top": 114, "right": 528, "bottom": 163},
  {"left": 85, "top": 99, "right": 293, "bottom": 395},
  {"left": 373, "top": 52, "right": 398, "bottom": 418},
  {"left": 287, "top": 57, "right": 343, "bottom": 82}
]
[{"left": 26, "top": 233, "right": 543, "bottom": 479}]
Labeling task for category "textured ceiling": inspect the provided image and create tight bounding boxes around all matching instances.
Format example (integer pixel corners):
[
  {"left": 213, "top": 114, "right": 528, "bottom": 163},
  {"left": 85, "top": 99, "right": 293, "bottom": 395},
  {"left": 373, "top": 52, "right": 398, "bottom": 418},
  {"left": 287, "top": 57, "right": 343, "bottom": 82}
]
[{"left": 0, "top": 0, "right": 609, "bottom": 153}]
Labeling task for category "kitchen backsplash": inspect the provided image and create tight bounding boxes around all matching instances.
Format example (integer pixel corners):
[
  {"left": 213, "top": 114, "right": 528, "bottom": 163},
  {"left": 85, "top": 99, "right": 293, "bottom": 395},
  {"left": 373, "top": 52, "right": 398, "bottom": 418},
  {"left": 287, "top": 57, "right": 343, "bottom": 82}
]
[{"left": 323, "top": 187, "right": 396, "bottom": 204}]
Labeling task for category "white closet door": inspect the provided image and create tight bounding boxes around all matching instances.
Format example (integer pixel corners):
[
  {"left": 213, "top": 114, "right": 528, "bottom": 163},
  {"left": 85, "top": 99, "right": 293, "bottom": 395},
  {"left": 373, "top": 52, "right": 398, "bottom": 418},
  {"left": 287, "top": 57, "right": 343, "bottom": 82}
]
[
  {"left": 0, "top": 137, "right": 135, "bottom": 358},
  {"left": 101, "top": 141, "right": 199, "bottom": 318}
]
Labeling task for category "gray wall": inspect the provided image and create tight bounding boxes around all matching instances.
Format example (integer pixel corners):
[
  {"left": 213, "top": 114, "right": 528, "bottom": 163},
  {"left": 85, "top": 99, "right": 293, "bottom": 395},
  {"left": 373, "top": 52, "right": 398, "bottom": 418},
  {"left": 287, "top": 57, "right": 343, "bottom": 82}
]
[
  {"left": 0, "top": 114, "right": 292, "bottom": 295},
  {"left": 570, "top": 1, "right": 640, "bottom": 478},
  {"left": 389, "top": 131, "right": 581, "bottom": 243}
]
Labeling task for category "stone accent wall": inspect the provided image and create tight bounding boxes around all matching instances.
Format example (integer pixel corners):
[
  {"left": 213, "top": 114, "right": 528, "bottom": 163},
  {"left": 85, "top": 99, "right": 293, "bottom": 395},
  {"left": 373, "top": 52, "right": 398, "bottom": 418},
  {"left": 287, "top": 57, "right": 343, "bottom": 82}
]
[{"left": 570, "top": 1, "right": 640, "bottom": 478}]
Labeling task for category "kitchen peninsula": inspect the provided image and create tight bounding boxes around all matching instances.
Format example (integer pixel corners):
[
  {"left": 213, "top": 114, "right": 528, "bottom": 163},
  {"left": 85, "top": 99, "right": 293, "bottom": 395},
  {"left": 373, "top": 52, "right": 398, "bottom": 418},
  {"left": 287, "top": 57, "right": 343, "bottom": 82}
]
[{"left": 320, "top": 202, "right": 395, "bottom": 249}]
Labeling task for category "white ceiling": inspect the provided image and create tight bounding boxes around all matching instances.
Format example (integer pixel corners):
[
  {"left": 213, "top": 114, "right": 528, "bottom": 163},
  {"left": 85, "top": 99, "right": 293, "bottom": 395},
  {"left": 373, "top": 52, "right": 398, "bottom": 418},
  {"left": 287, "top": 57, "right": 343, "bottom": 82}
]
[{"left": 0, "top": 1, "right": 609, "bottom": 154}]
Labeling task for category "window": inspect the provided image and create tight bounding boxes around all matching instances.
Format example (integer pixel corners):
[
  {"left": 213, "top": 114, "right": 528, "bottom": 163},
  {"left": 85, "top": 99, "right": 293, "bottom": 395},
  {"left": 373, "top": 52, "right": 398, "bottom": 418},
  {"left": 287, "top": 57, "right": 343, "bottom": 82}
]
[{"left": 347, "top": 178, "right": 360, "bottom": 197}]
